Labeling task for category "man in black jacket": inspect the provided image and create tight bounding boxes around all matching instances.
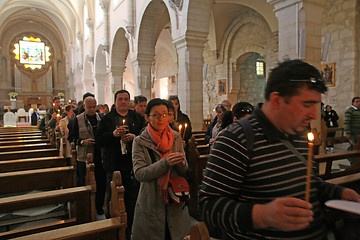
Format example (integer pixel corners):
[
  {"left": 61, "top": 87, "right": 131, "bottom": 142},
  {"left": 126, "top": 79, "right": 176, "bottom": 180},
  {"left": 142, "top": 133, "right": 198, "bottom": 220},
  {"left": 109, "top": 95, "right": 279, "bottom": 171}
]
[{"left": 95, "top": 90, "right": 146, "bottom": 239}]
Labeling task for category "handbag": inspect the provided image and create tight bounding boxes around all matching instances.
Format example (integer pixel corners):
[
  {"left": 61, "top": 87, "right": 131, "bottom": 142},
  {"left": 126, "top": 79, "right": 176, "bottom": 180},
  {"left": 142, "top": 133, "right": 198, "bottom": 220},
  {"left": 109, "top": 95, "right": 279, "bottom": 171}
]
[
  {"left": 147, "top": 148, "right": 190, "bottom": 205},
  {"left": 167, "top": 176, "right": 190, "bottom": 205}
]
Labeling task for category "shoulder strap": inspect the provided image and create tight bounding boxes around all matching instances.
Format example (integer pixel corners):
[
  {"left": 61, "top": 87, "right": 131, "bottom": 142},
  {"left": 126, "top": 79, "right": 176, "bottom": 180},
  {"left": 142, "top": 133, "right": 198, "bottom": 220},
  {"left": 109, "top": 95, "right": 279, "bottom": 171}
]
[
  {"left": 236, "top": 117, "right": 254, "bottom": 151},
  {"left": 280, "top": 138, "right": 316, "bottom": 174}
]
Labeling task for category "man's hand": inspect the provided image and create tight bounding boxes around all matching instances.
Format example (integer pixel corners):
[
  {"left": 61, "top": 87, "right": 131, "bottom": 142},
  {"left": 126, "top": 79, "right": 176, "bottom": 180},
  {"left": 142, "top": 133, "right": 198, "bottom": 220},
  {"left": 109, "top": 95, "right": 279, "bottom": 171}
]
[
  {"left": 341, "top": 188, "right": 360, "bottom": 202},
  {"left": 121, "top": 133, "right": 135, "bottom": 143},
  {"left": 83, "top": 138, "right": 95, "bottom": 146},
  {"left": 113, "top": 126, "right": 127, "bottom": 137},
  {"left": 252, "top": 197, "right": 313, "bottom": 230}
]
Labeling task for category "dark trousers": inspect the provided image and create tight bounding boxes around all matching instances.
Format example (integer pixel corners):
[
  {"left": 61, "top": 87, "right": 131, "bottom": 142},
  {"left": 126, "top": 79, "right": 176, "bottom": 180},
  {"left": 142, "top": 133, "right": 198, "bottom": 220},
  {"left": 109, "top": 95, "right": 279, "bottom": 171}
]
[
  {"left": 76, "top": 161, "right": 86, "bottom": 186},
  {"left": 77, "top": 160, "right": 107, "bottom": 215},
  {"left": 94, "top": 161, "right": 106, "bottom": 215},
  {"left": 106, "top": 170, "right": 139, "bottom": 240}
]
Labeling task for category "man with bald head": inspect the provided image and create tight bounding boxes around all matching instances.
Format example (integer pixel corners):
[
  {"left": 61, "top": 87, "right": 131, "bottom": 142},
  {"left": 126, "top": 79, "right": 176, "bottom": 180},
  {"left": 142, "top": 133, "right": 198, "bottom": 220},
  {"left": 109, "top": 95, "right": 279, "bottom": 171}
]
[{"left": 68, "top": 96, "right": 106, "bottom": 219}]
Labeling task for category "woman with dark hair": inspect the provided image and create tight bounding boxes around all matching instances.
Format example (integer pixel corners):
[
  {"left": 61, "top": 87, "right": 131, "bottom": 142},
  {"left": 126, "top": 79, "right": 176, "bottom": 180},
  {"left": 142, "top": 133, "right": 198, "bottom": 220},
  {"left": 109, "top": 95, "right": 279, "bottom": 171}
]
[
  {"left": 131, "top": 98, "right": 191, "bottom": 240},
  {"left": 205, "top": 104, "right": 228, "bottom": 151},
  {"left": 168, "top": 95, "right": 192, "bottom": 144}
]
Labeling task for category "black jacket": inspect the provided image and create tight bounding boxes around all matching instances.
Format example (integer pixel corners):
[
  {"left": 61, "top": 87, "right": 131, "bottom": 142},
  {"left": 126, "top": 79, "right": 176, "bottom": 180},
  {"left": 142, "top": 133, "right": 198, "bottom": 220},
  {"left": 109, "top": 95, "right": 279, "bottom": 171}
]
[{"left": 95, "top": 109, "right": 146, "bottom": 172}]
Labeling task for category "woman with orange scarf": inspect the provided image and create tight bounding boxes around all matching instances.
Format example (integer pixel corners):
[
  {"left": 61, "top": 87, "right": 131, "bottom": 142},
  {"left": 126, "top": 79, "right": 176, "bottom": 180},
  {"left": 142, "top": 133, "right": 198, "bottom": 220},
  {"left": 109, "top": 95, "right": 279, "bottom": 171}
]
[{"left": 131, "top": 98, "right": 191, "bottom": 240}]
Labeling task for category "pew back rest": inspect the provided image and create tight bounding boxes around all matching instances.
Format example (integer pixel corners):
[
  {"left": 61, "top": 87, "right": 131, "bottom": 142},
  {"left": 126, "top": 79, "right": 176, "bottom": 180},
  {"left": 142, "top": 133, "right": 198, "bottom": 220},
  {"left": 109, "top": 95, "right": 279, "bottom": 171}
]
[{"left": 0, "top": 166, "right": 75, "bottom": 195}]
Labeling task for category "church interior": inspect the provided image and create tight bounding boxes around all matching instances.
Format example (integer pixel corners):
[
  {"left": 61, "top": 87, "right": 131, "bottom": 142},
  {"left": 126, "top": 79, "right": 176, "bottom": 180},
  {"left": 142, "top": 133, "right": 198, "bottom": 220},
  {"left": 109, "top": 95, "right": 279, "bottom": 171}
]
[
  {"left": 0, "top": 0, "right": 358, "bottom": 130},
  {"left": 1, "top": 0, "right": 360, "bottom": 239}
]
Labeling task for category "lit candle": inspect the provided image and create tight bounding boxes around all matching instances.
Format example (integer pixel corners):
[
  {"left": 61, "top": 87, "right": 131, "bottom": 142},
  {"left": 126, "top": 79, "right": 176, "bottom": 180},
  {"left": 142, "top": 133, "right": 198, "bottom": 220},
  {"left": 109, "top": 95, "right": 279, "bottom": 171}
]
[
  {"left": 68, "top": 99, "right": 71, "bottom": 104},
  {"left": 305, "top": 132, "right": 314, "bottom": 202},
  {"left": 122, "top": 119, "right": 125, "bottom": 126},
  {"left": 178, "top": 124, "right": 183, "bottom": 149},
  {"left": 183, "top": 123, "right": 188, "bottom": 139}
]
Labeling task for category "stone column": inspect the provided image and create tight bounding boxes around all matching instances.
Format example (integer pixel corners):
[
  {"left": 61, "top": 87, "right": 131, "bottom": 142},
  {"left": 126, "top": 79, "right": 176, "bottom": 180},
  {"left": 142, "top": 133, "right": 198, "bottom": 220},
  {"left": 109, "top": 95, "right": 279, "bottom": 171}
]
[
  {"left": 100, "top": 0, "right": 110, "bottom": 52},
  {"left": 269, "top": 0, "right": 325, "bottom": 152},
  {"left": 268, "top": 0, "right": 324, "bottom": 68},
  {"left": 110, "top": 67, "right": 125, "bottom": 93},
  {"left": 132, "top": 56, "right": 152, "bottom": 99},
  {"left": 174, "top": 33, "right": 208, "bottom": 131},
  {"left": 94, "top": 73, "right": 106, "bottom": 104},
  {"left": 126, "top": 0, "right": 135, "bottom": 36},
  {"left": 86, "top": 19, "right": 95, "bottom": 62}
]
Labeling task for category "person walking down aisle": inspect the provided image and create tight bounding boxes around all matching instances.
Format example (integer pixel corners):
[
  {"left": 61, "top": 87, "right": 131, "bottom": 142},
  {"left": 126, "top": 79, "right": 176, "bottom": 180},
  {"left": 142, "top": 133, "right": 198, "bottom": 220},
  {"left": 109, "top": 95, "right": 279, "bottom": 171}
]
[
  {"left": 131, "top": 98, "right": 191, "bottom": 240},
  {"left": 95, "top": 90, "right": 146, "bottom": 240},
  {"left": 324, "top": 105, "right": 339, "bottom": 151},
  {"left": 67, "top": 97, "right": 106, "bottom": 219},
  {"left": 344, "top": 97, "right": 360, "bottom": 164},
  {"left": 200, "top": 59, "right": 360, "bottom": 240}
]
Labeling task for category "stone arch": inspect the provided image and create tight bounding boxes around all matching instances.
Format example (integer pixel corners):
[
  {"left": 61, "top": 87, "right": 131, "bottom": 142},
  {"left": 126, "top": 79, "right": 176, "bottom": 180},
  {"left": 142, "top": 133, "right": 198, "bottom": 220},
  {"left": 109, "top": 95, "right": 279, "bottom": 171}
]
[
  {"left": 94, "top": 45, "right": 107, "bottom": 103},
  {"left": 110, "top": 27, "right": 129, "bottom": 97},
  {"left": 235, "top": 52, "right": 266, "bottom": 105},
  {"left": 135, "top": 0, "right": 169, "bottom": 58}
]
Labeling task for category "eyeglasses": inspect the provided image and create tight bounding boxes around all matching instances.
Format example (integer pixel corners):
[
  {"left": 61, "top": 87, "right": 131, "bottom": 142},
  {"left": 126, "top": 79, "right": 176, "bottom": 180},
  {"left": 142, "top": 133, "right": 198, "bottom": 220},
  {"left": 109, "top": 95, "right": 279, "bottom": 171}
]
[{"left": 149, "top": 113, "right": 169, "bottom": 119}]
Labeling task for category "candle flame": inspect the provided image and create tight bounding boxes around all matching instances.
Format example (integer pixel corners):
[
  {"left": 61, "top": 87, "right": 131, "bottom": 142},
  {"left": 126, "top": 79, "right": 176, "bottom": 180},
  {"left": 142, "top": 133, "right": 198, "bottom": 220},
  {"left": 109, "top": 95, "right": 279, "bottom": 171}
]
[
  {"left": 179, "top": 124, "right": 182, "bottom": 131},
  {"left": 184, "top": 123, "right": 187, "bottom": 128},
  {"left": 307, "top": 132, "right": 314, "bottom": 142}
]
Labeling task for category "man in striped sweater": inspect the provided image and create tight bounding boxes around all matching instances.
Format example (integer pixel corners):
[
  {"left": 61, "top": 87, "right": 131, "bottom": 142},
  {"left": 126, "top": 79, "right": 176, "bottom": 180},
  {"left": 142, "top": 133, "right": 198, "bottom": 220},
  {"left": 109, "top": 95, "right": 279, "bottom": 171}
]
[
  {"left": 199, "top": 59, "right": 360, "bottom": 240},
  {"left": 344, "top": 97, "right": 360, "bottom": 165}
]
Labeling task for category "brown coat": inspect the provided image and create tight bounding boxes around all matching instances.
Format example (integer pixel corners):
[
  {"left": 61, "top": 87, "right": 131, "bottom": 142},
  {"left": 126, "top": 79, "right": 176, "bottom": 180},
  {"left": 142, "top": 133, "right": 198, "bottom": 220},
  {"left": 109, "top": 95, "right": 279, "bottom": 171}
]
[{"left": 131, "top": 128, "right": 191, "bottom": 240}]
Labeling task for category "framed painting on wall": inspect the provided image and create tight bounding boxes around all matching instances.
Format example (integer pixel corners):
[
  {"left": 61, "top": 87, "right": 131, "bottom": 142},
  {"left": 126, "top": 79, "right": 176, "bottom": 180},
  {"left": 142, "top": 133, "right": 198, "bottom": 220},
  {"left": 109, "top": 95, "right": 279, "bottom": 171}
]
[
  {"left": 321, "top": 62, "right": 335, "bottom": 87},
  {"left": 218, "top": 79, "right": 226, "bottom": 95}
]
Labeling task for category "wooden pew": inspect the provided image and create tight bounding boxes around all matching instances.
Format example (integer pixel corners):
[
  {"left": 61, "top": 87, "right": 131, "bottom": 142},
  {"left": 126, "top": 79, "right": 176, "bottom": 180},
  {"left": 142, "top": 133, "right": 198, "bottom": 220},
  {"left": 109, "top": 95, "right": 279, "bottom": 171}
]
[
  {"left": 315, "top": 149, "right": 360, "bottom": 193},
  {"left": 0, "top": 148, "right": 59, "bottom": 161},
  {"left": 0, "top": 138, "right": 49, "bottom": 146},
  {"left": 0, "top": 156, "right": 67, "bottom": 173},
  {"left": 0, "top": 132, "right": 42, "bottom": 138},
  {"left": 0, "top": 135, "right": 47, "bottom": 142},
  {"left": 11, "top": 171, "right": 126, "bottom": 240},
  {"left": 184, "top": 222, "right": 210, "bottom": 240},
  {"left": 0, "top": 166, "right": 76, "bottom": 195},
  {"left": 0, "top": 186, "right": 95, "bottom": 239},
  {"left": 0, "top": 155, "right": 95, "bottom": 239},
  {"left": 0, "top": 143, "right": 52, "bottom": 152}
]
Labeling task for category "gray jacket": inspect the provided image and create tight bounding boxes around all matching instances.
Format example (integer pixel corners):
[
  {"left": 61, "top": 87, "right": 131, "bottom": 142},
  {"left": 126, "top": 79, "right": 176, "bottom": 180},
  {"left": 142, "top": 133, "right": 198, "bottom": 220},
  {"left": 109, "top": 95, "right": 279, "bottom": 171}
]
[{"left": 131, "top": 128, "right": 191, "bottom": 240}]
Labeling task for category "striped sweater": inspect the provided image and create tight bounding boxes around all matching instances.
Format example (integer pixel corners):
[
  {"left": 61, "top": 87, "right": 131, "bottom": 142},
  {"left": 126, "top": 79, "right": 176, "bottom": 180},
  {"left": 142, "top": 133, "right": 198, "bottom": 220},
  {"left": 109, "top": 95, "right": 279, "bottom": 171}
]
[
  {"left": 199, "top": 107, "right": 343, "bottom": 240},
  {"left": 344, "top": 106, "right": 360, "bottom": 136}
]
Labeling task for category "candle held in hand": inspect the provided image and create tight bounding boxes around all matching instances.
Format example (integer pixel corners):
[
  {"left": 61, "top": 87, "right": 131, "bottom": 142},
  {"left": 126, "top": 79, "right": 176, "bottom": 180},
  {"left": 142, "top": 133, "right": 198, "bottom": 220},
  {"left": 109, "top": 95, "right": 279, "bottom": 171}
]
[{"left": 305, "top": 132, "right": 314, "bottom": 202}]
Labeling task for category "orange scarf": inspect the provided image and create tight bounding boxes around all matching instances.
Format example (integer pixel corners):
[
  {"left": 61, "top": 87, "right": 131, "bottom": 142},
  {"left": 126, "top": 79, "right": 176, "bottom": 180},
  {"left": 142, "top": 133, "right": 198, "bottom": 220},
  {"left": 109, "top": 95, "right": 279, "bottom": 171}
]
[{"left": 147, "top": 124, "right": 174, "bottom": 203}]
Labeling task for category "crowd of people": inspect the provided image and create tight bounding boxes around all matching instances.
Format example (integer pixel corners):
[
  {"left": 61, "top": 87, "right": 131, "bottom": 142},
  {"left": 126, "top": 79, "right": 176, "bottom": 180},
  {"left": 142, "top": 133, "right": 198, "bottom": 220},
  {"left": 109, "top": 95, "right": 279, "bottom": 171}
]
[{"left": 34, "top": 59, "right": 360, "bottom": 240}]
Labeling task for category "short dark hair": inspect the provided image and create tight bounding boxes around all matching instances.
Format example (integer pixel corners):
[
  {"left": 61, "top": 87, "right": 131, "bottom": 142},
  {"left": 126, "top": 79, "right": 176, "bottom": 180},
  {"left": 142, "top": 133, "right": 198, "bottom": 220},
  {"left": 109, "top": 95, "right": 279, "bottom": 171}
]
[
  {"left": 77, "top": 100, "right": 83, "bottom": 106},
  {"left": 83, "top": 92, "right": 94, "bottom": 100},
  {"left": 352, "top": 97, "right": 360, "bottom": 103},
  {"left": 168, "top": 95, "right": 180, "bottom": 111},
  {"left": 265, "top": 59, "right": 327, "bottom": 101},
  {"left": 232, "top": 102, "right": 253, "bottom": 119},
  {"left": 145, "top": 98, "right": 169, "bottom": 116},
  {"left": 52, "top": 96, "right": 60, "bottom": 102},
  {"left": 65, "top": 104, "right": 74, "bottom": 112},
  {"left": 114, "top": 90, "right": 130, "bottom": 102},
  {"left": 134, "top": 95, "right": 147, "bottom": 105},
  {"left": 215, "top": 104, "right": 227, "bottom": 113}
]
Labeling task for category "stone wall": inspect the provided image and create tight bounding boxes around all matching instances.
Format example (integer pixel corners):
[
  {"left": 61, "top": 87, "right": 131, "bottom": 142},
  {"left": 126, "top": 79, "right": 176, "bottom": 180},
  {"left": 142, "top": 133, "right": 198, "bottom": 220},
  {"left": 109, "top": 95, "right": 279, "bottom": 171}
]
[{"left": 321, "top": 0, "right": 358, "bottom": 126}]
